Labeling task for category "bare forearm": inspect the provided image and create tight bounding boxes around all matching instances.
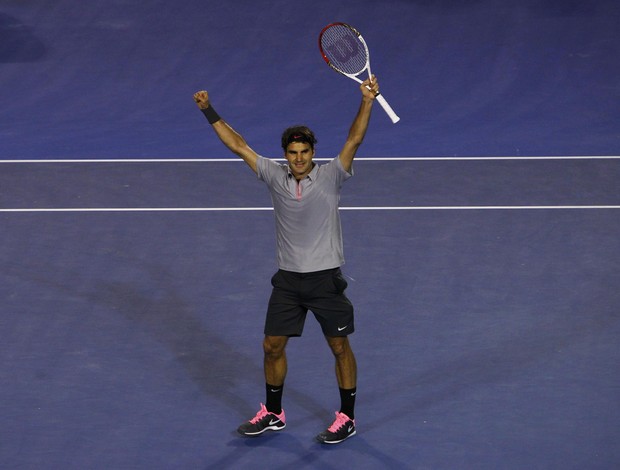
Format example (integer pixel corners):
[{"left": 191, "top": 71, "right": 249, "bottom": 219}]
[
  {"left": 193, "top": 90, "right": 258, "bottom": 173},
  {"left": 210, "top": 120, "right": 258, "bottom": 172},
  {"left": 338, "top": 77, "right": 378, "bottom": 172},
  {"left": 212, "top": 120, "right": 248, "bottom": 154},
  {"left": 347, "top": 97, "right": 374, "bottom": 146}
]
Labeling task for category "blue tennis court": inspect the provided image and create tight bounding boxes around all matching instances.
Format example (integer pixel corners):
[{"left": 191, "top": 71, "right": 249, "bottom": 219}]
[{"left": 1, "top": 1, "right": 619, "bottom": 469}]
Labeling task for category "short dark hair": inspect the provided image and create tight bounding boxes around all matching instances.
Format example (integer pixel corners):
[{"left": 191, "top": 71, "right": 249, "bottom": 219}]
[{"left": 281, "top": 126, "right": 317, "bottom": 151}]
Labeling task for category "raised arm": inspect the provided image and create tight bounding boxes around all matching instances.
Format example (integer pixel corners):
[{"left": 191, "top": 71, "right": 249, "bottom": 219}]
[
  {"left": 338, "top": 75, "right": 379, "bottom": 173},
  {"left": 193, "top": 90, "right": 259, "bottom": 174}
]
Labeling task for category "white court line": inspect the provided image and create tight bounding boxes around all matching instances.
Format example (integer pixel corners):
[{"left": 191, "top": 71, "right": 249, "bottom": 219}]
[
  {"left": 1, "top": 205, "right": 619, "bottom": 213},
  {"left": 2, "top": 157, "right": 616, "bottom": 212},
  {"left": 343, "top": 205, "right": 620, "bottom": 210},
  {"left": 0, "top": 156, "right": 619, "bottom": 163},
  {"left": 0, "top": 207, "right": 272, "bottom": 212}
]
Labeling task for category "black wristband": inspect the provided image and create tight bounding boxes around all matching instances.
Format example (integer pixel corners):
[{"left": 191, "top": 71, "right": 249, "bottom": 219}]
[{"left": 201, "top": 106, "right": 221, "bottom": 124}]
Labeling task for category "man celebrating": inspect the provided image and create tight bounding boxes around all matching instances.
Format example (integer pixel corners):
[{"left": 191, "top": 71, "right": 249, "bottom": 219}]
[{"left": 193, "top": 75, "right": 379, "bottom": 444}]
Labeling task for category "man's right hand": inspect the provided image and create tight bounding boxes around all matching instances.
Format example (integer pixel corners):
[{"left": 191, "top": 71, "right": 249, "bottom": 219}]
[{"left": 193, "top": 90, "right": 210, "bottom": 110}]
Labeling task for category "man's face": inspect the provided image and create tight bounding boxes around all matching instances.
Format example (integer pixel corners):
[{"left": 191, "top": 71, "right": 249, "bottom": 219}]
[{"left": 285, "top": 142, "right": 315, "bottom": 180}]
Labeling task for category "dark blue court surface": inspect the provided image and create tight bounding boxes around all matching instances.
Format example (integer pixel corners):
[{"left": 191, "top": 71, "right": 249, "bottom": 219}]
[
  {"left": 1, "top": 0, "right": 619, "bottom": 469},
  {"left": 1, "top": 0, "right": 619, "bottom": 158}
]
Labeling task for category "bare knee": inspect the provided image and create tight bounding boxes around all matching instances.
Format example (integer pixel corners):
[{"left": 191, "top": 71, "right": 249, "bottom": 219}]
[
  {"left": 326, "top": 336, "right": 351, "bottom": 357},
  {"left": 263, "top": 335, "right": 288, "bottom": 358}
]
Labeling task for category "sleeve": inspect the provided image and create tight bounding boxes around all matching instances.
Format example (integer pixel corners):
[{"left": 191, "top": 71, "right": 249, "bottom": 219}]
[
  {"left": 330, "top": 155, "right": 354, "bottom": 185},
  {"left": 256, "top": 155, "right": 285, "bottom": 185}
]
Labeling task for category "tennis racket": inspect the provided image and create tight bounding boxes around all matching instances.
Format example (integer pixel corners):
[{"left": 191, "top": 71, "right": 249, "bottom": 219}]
[{"left": 319, "top": 22, "right": 400, "bottom": 124}]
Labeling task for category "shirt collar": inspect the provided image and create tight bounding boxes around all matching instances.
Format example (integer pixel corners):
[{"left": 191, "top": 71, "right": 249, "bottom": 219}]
[{"left": 287, "top": 162, "right": 318, "bottom": 181}]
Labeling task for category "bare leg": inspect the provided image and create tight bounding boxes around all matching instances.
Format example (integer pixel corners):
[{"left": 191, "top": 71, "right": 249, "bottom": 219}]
[
  {"left": 237, "top": 335, "right": 289, "bottom": 436},
  {"left": 325, "top": 336, "right": 357, "bottom": 389},
  {"left": 263, "top": 335, "right": 289, "bottom": 385}
]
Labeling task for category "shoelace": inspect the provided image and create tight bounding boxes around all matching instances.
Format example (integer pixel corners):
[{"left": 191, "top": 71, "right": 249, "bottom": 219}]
[
  {"left": 250, "top": 404, "right": 269, "bottom": 424},
  {"left": 328, "top": 412, "right": 351, "bottom": 432}
]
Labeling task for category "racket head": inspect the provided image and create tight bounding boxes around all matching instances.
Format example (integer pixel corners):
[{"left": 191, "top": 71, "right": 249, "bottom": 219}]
[{"left": 319, "top": 22, "right": 370, "bottom": 77}]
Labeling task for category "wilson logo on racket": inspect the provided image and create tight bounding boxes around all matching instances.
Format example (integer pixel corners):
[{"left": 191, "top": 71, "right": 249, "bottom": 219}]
[{"left": 324, "top": 36, "right": 361, "bottom": 63}]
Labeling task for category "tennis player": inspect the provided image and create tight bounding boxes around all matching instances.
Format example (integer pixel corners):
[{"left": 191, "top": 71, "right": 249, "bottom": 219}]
[{"left": 193, "top": 75, "right": 379, "bottom": 444}]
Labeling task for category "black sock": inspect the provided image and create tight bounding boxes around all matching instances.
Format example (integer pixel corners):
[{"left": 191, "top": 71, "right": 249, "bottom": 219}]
[
  {"left": 339, "top": 387, "right": 356, "bottom": 419},
  {"left": 265, "top": 383, "right": 284, "bottom": 414}
]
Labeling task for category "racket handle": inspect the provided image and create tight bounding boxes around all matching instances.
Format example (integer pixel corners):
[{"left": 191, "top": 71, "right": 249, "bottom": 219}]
[{"left": 375, "top": 94, "right": 400, "bottom": 123}]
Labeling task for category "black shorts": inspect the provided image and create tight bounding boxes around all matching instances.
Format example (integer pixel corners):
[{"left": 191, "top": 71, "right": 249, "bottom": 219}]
[{"left": 264, "top": 268, "right": 355, "bottom": 338}]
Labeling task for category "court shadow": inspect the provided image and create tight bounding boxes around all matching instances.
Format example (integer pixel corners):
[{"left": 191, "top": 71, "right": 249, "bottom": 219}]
[
  {"left": 0, "top": 14, "right": 47, "bottom": 63},
  {"left": 2, "top": 250, "right": 333, "bottom": 419},
  {"left": 204, "top": 432, "right": 410, "bottom": 470},
  {"left": 206, "top": 433, "right": 333, "bottom": 470}
]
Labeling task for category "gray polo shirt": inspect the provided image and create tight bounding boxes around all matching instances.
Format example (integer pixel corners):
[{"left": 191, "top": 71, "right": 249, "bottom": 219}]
[{"left": 257, "top": 155, "right": 353, "bottom": 273}]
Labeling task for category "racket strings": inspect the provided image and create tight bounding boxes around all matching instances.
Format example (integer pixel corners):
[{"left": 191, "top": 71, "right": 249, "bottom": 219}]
[{"left": 320, "top": 26, "right": 367, "bottom": 75}]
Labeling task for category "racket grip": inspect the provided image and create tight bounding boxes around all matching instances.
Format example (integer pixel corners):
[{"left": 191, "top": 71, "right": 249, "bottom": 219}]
[{"left": 376, "top": 94, "right": 400, "bottom": 124}]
